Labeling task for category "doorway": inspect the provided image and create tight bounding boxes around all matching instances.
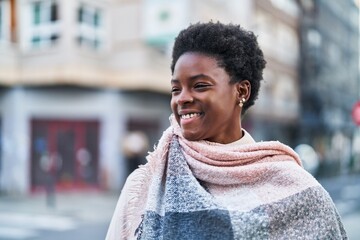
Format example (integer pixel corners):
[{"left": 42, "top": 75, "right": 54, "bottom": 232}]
[{"left": 30, "top": 119, "right": 100, "bottom": 192}]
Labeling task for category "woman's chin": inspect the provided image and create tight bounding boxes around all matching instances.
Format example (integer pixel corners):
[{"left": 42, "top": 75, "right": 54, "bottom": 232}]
[{"left": 182, "top": 131, "right": 203, "bottom": 142}]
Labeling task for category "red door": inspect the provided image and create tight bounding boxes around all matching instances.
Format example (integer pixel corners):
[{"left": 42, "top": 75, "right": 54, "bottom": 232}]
[{"left": 30, "top": 119, "right": 100, "bottom": 192}]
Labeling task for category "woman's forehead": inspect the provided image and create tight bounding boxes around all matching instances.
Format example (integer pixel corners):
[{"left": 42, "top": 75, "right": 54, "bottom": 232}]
[{"left": 173, "top": 53, "right": 220, "bottom": 74}]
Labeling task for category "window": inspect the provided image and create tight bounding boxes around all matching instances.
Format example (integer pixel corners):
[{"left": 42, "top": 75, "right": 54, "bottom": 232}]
[
  {"left": 31, "top": 0, "right": 58, "bottom": 24},
  {"left": 273, "top": 74, "right": 299, "bottom": 116},
  {"left": 271, "top": 0, "right": 299, "bottom": 17},
  {"left": 277, "top": 23, "right": 299, "bottom": 65},
  {"left": 50, "top": 1, "right": 58, "bottom": 22},
  {"left": 77, "top": 4, "right": 104, "bottom": 50},
  {"left": 25, "top": 0, "right": 60, "bottom": 49},
  {"left": 33, "top": 2, "right": 41, "bottom": 25},
  {"left": 255, "top": 11, "right": 275, "bottom": 54},
  {"left": 0, "top": 0, "right": 10, "bottom": 43},
  {"left": 256, "top": 69, "right": 274, "bottom": 110},
  {"left": 307, "top": 29, "right": 322, "bottom": 48},
  {"left": 0, "top": 5, "right": 2, "bottom": 38}
]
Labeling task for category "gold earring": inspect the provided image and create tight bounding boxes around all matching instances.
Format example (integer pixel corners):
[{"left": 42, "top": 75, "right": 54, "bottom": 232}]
[{"left": 239, "top": 98, "right": 246, "bottom": 107}]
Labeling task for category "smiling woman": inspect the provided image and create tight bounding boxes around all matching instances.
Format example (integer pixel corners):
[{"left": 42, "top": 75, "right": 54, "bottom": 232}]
[
  {"left": 106, "top": 22, "right": 346, "bottom": 240},
  {"left": 171, "top": 53, "right": 245, "bottom": 143}
]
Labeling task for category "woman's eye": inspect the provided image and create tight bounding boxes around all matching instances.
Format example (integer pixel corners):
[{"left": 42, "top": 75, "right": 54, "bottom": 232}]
[
  {"left": 194, "top": 83, "right": 210, "bottom": 89},
  {"left": 171, "top": 87, "right": 180, "bottom": 93}
]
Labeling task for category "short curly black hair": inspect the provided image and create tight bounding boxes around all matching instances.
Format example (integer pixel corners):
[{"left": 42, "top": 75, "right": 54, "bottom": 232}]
[{"left": 171, "top": 21, "right": 266, "bottom": 114}]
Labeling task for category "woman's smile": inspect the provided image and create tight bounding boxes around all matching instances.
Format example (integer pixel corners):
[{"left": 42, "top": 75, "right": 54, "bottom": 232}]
[
  {"left": 179, "top": 112, "right": 203, "bottom": 126},
  {"left": 180, "top": 112, "right": 201, "bottom": 120}
]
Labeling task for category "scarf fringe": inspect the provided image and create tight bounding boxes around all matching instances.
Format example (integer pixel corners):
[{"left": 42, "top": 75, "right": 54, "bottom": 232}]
[
  {"left": 121, "top": 126, "right": 174, "bottom": 238},
  {"left": 120, "top": 164, "right": 150, "bottom": 238}
]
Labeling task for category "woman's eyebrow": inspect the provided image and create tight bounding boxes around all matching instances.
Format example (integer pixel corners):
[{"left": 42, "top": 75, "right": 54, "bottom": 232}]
[
  {"left": 189, "top": 74, "right": 210, "bottom": 81},
  {"left": 171, "top": 74, "right": 211, "bottom": 83}
]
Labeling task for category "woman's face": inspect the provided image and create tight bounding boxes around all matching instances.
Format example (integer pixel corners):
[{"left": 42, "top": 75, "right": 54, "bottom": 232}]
[{"left": 171, "top": 52, "right": 243, "bottom": 143}]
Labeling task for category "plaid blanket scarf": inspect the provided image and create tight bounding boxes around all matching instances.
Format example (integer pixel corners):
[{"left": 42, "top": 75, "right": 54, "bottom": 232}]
[{"left": 106, "top": 116, "right": 347, "bottom": 240}]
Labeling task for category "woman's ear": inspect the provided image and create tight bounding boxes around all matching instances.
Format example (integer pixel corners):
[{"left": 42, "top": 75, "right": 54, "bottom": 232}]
[{"left": 236, "top": 80, "right": 251, "bottom": 102}]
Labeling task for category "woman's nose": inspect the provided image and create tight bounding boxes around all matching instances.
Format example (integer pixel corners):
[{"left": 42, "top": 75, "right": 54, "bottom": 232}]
[{"left": 177, "top": 89, "right": 194, "bottom": 105}]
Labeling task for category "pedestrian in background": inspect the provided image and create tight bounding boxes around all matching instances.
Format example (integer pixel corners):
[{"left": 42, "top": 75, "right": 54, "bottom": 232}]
[{"left": 106, "top": 21, "right": 346, "bottom": 239}]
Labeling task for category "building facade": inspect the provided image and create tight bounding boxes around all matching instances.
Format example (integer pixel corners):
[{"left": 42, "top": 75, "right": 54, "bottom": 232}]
[
  {"left": 298, "top": 0, "right": 359, "bottom": 176},
  {"left": 0, "top": 0, "right": 304, "bottom": 194},
  {"left": 244, "top": 0, "right": 301, "bottom": 146},
  {"left": 0, "top": 0, "right": 173, "bottom": 194}
]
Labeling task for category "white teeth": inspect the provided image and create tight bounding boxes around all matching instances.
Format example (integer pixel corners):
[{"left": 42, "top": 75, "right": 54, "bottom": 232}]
[{"left": 181, "top": 113, "right": 200, "bottom": 119}]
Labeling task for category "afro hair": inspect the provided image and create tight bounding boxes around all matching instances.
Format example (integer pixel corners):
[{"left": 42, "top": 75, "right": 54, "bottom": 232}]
[{"left": 171, "top": 21, "right": 266, "bottom": 114}]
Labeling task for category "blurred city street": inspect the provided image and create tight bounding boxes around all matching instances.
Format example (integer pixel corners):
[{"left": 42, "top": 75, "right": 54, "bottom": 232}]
[
  {"left": 0, "top": 174, "right": 359, "bottom": 239},
  {"left": 319, "top": 174, "right": 360, "bottom": 240},
  {"left": 0, "top": 0, "right": 359, "bottom": 239},
  {"left": 0, "top": 191, "right": 119, "bottom": 240}
]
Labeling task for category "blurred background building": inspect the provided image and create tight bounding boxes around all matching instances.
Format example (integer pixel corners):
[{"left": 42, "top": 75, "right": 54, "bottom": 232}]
[
  {"left": 298, "top": 0, "right": 360, "bottom": 177},
  {"left": 0, "top": 0, "right": 358, "bottom": 195}
]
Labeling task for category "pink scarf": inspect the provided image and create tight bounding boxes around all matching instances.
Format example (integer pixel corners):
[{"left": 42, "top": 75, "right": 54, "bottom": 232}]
[{"left": 106, "top": 115, "right": 346, "bottom": 239}]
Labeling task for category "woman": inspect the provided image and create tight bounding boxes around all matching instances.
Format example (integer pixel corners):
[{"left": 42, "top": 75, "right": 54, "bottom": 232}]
[{"left": 106, "top": 22, "right": 346, "bottom": 239}]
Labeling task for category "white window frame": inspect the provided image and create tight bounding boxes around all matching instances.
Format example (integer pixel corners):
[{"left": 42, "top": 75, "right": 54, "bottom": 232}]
[
  {"left": 77, "top": 3, "right": 105, "bottom": 51},
  {"left": 277, "top": 23, "right": 299, "bottom": 65},
  {"left": 0, "top": 0, "right": 10, "bottom": 44},
  {"left": 22, "top": 0, "right": 60, "bottom": 50}
]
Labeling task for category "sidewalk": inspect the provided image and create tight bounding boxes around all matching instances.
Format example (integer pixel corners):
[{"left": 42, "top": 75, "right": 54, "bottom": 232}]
[
  {"left": 319, "top": 174, "right": 360, "bottom": 239},
  {"left": 342, "top": 212, "right": 360, "bottom": 240},
  {"left": 0, "top": 191, "right": 119, "bottom": 223},
  {"left": 0, "top": 191, "right": 119, "bottom": 240}
]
